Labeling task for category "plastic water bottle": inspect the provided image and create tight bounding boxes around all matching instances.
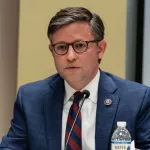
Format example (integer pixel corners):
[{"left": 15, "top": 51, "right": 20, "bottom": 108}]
[{"left": 111, "top": 121, "right": 131, "bottom": 150}]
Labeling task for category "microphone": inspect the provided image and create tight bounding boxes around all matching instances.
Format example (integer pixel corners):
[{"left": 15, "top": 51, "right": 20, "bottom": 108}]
[
  {"left": 81, "top": 90, "right": 90, "bottom": 99},
  {"left": 65, "top": 90, "right": 90, "bottom": 150}
]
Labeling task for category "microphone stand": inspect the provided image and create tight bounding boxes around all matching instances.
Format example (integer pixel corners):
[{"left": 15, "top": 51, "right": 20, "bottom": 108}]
[{"left": 65, "top": 94, "right": 87, "bottom": 150}]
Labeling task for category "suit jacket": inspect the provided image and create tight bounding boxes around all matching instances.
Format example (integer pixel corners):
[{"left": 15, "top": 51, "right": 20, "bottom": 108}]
[{"left": 0, "top": 70, "right": 150, "bottom": 150}]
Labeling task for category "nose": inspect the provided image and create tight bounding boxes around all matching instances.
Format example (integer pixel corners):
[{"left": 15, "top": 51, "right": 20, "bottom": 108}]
[{"left": 66, "top": 45, "right": 77, "bottom": 62}]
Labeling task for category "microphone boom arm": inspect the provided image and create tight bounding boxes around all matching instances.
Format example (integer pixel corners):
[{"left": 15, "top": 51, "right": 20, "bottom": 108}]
[{"left": 65, "top": 91, "right": 90, "bottom": 150}]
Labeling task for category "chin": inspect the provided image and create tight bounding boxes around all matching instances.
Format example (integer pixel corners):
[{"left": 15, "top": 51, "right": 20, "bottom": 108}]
[{"left": 61, "top": 72, "right": 85, "bottom": 82}]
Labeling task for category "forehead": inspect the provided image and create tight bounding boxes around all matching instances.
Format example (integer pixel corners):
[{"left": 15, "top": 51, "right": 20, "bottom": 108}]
[{"left": 51, "top": 22, "right": 94, "bottom": 43}]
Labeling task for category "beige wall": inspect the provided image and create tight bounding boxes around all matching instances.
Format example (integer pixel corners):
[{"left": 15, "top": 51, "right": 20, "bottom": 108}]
[{"left": 18, "top": 0, "right": 127, "bottom": 87}]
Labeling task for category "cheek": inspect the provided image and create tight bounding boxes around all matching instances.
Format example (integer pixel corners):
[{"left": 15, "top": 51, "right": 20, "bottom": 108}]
[
  {"left": 84, "top": 51, "right": 99, "bottom": 65},
  {"left": 80, "top": 56, "right": 98, "bottom": 72},
  {"left": 53, "top": 57, "right": 65, "bottom": 71}
]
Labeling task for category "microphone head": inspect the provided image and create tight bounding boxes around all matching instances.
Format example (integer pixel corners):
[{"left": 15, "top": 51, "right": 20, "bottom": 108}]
[{"left": 82, "top": 90, "right": 90, "bottom": 99}]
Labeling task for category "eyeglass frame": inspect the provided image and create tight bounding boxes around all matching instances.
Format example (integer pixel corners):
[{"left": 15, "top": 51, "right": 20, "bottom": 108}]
[{"left": 50, "top": 39, "right": 102, "bottom": 55}]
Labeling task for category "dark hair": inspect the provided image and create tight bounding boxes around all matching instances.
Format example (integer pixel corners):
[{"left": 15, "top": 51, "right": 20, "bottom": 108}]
[{"left": 47, "top": 7, "right": 105, "bottom": 63}]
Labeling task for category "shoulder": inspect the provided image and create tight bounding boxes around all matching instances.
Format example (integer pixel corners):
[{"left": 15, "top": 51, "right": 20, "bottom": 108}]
[
  {"left": 105, "top": 71, "right": 149, "bottom": 91},
  {"left": 15, "top": 73, "right": 64, "bottom": 110},
  {"left": 18, "top": 73, "right": 62, "bottom": 96},
  {"left": 104, "top": 71, "right": 150, "bottom": 108}
]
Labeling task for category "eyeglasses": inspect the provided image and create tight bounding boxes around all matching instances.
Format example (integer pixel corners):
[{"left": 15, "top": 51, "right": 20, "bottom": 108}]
[{"left": 51, "top": 40, "right": 101, "bottom": 55}]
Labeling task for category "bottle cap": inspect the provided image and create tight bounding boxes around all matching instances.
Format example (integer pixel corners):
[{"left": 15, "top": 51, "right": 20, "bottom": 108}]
[{"left": 117, "top": 121, "right": 126, "bottom": 127}]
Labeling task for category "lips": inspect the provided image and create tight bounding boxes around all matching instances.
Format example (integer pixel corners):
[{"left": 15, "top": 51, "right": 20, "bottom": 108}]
[{"left": 66, "top": 67, "right": 80, "bottom": 69}]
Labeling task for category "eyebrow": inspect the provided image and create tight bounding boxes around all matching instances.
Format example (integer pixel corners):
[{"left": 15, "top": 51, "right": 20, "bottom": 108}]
[{"left": 52, "top": 39, "right": 88, "bottom": 45}]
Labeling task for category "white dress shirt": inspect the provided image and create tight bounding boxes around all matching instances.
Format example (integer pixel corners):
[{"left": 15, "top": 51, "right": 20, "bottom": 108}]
[{"left": 62, "top": 70, "right": 100, "bottom": 150}]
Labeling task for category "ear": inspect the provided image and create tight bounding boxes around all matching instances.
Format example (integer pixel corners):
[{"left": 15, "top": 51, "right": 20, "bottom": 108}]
[
  {"left": 48, "top": 44, "right": 54, "bottom": 56},
  {"left": 97, "top": 39, "right": 107, "bottom": 59}
]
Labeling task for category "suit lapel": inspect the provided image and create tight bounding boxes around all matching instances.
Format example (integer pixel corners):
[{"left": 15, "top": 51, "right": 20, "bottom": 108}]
[
  {"left": 95, "top": 71, "right": 120, "bottom": 150},
  {"left": 44, "top": 75, "right": 65, "bottom": 150}
]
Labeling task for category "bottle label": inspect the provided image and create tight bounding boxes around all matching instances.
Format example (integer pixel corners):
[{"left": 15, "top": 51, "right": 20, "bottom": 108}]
[{"left": 111, "top": 142, "right": 131, "bottom": 150}]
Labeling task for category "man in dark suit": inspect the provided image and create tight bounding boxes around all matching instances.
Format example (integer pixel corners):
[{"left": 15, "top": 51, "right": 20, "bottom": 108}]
[{"left": 0, "top": 7, "right": 150, "bottom": 150}]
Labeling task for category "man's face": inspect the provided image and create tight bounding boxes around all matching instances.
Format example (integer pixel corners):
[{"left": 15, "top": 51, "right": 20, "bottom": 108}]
[{"left": 49, "top": 22, "right": 106, "bottom": 90}]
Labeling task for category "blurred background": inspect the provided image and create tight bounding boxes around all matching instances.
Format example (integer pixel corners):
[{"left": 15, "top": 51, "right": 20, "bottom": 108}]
[{"left": 0, "top": 0, "right": 150, "bottom": 141}]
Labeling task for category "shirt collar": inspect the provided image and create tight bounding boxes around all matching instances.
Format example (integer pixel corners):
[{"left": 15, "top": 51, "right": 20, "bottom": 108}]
[{"left": 64, "top": 70, "right": 100, "bottom": 104}]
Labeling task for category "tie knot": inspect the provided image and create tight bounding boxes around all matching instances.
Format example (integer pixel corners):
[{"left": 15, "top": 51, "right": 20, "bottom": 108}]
[{"left": 73, "top": 91, "right": 82, "bottom": 103}]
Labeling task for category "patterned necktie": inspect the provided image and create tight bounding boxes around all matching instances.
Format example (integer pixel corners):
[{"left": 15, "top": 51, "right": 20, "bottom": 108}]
[{"left": 65, "top": 91, "right": 82, "bottom": 150}]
